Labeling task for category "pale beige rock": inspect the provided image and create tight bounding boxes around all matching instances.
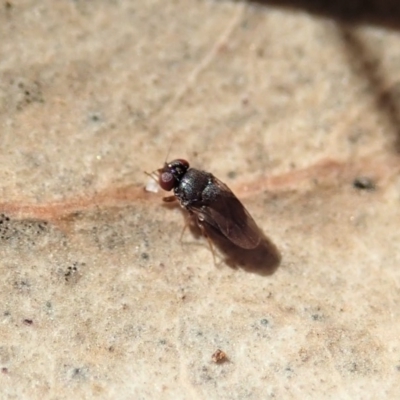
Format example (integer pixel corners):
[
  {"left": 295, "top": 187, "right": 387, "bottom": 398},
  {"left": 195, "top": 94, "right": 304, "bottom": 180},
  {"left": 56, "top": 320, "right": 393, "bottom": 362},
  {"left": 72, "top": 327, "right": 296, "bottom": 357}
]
[{"left": 1, "top": 0, "right": 400, "bottom": 399}]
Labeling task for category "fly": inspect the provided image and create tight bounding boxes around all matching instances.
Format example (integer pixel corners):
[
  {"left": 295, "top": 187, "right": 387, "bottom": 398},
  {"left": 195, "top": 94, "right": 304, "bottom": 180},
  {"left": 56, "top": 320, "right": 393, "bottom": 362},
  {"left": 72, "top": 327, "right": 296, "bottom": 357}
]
[{"left": 152, "top": 159, "right": 262, "bottom": 250}]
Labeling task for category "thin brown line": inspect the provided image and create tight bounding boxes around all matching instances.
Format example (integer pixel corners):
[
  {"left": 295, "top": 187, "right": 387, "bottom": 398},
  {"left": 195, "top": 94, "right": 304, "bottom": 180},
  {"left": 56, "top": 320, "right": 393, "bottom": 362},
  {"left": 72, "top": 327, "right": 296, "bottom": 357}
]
[{"left": 1, "top": 156, "right": 399, "bottom": 222}]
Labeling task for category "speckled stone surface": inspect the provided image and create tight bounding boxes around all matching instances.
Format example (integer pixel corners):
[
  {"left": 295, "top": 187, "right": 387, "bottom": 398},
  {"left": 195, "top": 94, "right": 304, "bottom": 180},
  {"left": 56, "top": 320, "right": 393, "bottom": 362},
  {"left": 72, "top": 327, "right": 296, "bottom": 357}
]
[{"left": 1, "top": 1, "right": 400, "bottom": 398}]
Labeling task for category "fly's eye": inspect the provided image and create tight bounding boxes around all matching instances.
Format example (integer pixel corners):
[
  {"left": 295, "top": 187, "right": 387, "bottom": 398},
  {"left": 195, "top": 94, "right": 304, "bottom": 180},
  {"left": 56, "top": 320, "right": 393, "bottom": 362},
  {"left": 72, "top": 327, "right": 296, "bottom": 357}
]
[
  {"left": 175, "top": 159, "right": 189, "bottom": 169},
  {"left": 159, "top": 171, "right": 175, "bottom": 191},
  {"left": 168, "top": 159, "right": 190, "bottom": 171}
]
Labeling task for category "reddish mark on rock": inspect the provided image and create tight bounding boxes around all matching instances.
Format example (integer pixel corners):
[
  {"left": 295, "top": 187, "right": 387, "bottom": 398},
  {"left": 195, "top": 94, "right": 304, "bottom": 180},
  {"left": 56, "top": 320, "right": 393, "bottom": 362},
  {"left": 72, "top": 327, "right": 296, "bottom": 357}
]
[{"left": 0, "top": 156, "right": 398, "bottom": 223}]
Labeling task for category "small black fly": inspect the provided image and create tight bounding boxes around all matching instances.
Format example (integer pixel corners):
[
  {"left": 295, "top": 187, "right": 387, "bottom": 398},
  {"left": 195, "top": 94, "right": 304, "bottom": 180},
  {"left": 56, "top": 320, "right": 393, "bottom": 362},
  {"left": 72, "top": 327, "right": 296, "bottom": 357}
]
[{"left": 154, "top": 159, "right": 262, "bottom": 250}]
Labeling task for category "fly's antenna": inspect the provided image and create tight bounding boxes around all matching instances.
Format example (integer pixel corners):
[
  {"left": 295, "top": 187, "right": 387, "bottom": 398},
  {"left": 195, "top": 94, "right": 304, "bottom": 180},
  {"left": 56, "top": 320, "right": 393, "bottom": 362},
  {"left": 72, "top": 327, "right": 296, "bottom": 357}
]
[
  {"left": 163, "top": 139, "right": 176, "bottom": 165},
  {"left": 144, "top": 140, "right": 173, "bottom": 186}
]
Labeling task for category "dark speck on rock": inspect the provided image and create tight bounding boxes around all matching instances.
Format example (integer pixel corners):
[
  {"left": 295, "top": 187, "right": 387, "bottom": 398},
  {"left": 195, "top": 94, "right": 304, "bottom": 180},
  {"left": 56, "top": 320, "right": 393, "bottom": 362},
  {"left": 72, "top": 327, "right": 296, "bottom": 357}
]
[
  {"left": 90, "top": 113, "right": 101, "bottom": 122},
  {"left": 353, "top": 177, "right": 375, "bottom": 191}
]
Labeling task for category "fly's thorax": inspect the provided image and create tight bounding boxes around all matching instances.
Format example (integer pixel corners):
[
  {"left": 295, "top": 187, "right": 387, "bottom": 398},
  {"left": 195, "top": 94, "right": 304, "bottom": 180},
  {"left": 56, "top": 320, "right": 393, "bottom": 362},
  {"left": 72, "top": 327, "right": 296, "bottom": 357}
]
[{"left": 174, "top": 168, "right": 211, "bottom": 207}]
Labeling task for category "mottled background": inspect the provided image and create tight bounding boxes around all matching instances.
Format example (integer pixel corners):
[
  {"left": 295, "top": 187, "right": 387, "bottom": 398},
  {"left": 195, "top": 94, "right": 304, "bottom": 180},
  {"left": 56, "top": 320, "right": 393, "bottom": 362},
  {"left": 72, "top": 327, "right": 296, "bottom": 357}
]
[{"left": 1, "top": 0, "right": 400, "bottom": 398}]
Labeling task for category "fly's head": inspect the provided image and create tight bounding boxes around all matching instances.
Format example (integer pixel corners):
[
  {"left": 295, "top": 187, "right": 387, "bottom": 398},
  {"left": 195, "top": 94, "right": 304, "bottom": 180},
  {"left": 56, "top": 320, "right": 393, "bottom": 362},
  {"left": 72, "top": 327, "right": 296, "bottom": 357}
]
[{"left": 158, "top": 159, "right": 189, "bottom": 191}]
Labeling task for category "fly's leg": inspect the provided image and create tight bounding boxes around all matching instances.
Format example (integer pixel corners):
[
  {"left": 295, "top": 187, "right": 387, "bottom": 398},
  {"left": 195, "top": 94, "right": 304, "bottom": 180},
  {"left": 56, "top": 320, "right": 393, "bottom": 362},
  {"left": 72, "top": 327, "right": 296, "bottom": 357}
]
[
  {"left": 197, "top": 216, "right": 217, "bottom": 265},
  {"left": 162, "top": 195, "right": 176, "bottom": 202},
  {"left": 144, "top": 171, "right": 160, "bottom": 184},
  {"left": 179, "top": 218, "right": 190, "bottom": 242},
  {"left": 179, "top": 209, "right": 195, "bottom": 242}
]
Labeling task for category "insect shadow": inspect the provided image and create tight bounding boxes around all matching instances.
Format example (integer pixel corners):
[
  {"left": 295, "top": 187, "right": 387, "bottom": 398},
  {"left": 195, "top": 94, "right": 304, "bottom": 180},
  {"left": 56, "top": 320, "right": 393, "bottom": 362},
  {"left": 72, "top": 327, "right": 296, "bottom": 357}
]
[
  {"left": 162, "top": 201, "right": 281, "bottom": 276},
  {"left": 203, "top": 222, "right": 281, "bottom": 275}
]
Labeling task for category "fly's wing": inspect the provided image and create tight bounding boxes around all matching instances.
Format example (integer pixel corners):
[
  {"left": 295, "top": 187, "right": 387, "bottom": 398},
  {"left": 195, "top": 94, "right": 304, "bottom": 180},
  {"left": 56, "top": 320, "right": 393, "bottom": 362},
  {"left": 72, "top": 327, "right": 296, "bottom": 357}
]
[{"left": 189, "top": 176, "right": 261, "bottom": 249}]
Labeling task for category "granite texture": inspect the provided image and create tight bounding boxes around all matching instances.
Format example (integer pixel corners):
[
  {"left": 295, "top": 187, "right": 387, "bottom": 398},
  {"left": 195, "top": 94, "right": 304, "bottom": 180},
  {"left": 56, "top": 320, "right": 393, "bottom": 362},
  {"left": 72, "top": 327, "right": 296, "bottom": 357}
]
[{"left": 1, "top": 0, "right": 400, "bottom": 399}]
